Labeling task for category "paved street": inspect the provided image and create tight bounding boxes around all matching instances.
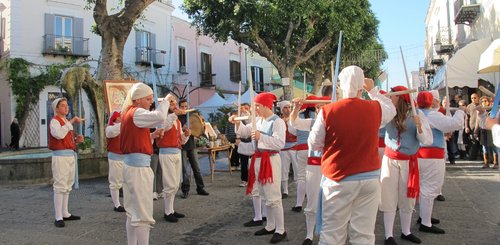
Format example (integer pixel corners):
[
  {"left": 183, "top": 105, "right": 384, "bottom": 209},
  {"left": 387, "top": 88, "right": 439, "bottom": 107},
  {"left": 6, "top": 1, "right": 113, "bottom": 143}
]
[{"left": 1, "top": 154, "right": 500, "bottom": 245}]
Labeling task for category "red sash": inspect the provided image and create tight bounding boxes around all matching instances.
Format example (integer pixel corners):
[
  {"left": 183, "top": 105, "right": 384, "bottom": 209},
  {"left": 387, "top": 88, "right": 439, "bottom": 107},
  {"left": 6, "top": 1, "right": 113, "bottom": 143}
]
[
  {"left": 384, "top": 147, "right": 419, "bottom": 198},
  {"left": 378, "top": 137, "right": 386, "bottom": 148},
  {"left": 307, "top": 156, "right": 321, "bottom": 165},
  {"left": 293, "top": 143, "right": 308, "bottom": 151},
  {"left": 417, "top": 147, "right": 445, "bottom": 159},
  {"left": 246, "top": 150, "right": 278, "bottom": 195}
]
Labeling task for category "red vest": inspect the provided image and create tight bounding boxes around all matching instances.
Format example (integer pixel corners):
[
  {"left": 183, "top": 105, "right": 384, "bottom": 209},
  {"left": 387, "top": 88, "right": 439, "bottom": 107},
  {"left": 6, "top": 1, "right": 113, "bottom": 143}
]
[
  {"left": 107, "top": 133, "right": 123, "bottom": 154},
  {"left": 321, "top": 98, "right": 381, "bottom": 181},
  {"left": 120, "top": 106, "right": 153, "bottom": 155},
  {"left": 156, "top": 119, "right": 182, "bottom": 149},
  {"left": 48, "top": 116, "right": 76, "bottom": 151},
  {"left": 285, "top": 123, "right": 297, "bottom": 143}
]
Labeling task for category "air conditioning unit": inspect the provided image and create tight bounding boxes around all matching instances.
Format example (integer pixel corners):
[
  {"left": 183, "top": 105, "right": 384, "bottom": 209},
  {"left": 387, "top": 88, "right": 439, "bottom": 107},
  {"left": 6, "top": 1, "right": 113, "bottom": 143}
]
[{"left": 179, "top": 66, "right": 186, "bottom": 73}]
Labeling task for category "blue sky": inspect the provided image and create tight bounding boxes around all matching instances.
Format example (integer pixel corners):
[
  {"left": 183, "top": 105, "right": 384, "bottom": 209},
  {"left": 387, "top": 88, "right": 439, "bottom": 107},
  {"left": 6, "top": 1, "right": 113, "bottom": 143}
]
[{"left": 172, "top": 0, "right": 428, "bottom": 88}]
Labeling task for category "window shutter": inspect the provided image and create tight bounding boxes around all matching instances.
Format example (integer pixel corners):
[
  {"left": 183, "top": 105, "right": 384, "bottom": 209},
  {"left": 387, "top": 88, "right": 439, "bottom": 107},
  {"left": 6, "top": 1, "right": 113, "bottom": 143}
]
[
  {"left": 135, "top": 31, "right": 142, "bottom": 62},
  {"left": 44, "top": 13, "right": 55, "bottom": 51},
  {"left": 150, "top": 33, "right": 156, "bottom": 64},
  {"left": 73, "top": 17, "right": 84, "bottom": 55}
]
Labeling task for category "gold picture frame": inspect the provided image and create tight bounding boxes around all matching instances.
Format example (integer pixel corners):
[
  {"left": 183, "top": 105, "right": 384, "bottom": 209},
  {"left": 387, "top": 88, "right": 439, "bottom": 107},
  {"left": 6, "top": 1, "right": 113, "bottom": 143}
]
[{"left": 103, "top": 80, "right": 138, "bottom": 115}]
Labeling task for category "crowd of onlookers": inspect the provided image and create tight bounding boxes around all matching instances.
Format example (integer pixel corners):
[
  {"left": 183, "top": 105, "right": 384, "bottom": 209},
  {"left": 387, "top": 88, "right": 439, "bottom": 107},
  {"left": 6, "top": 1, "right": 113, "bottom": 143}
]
[{"left": 445, "top": 92, "right": 498, "bottom": 169}]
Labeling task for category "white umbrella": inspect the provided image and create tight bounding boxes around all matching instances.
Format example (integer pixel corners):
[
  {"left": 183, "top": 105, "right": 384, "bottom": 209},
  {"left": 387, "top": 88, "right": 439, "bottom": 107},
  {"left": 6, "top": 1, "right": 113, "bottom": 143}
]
[{"left": 478, "top": 39, "right": 500, "bottom": 74}]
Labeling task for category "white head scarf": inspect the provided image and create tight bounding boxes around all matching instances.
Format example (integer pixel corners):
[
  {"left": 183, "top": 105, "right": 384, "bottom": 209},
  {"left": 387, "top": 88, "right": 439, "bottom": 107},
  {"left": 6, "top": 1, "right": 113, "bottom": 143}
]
[
  {"left": 430, "top": 90, "right": 440, "bottom": 102},
  {"left": 339, "top": 66, "right": 365, "bottom": 99},
  {"left": 52, "top": 98, "right": 64, "bottom": 114},
  {"left": 121, "top": 83, "right": 153, "bottom": 112},
  {"left": 278, "top": 100, "right": 291, "bottom": 110}
]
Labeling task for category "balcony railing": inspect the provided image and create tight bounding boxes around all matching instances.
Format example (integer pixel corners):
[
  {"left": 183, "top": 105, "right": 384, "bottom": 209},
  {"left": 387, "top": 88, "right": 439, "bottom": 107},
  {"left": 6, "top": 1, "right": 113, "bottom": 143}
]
[
  {"left": 42, "top": 34, "right": 89, "bottom": 57},
  {"left": 135, "top": 47, "right": 166, "bottom": 68},
  {"left": 454, "top": 0, "right": 480, "bottom": 25},
  {"left": 434, "top": 26, "right": 455, "bottom": 55},
  {"left": 199, "top": 72, "right": 215, "bottom": 87}
]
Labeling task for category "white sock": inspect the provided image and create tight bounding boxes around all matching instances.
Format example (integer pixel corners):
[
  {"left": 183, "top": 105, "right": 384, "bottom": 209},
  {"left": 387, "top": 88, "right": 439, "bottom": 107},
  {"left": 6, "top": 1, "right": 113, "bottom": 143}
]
[
  {"left": 383, "top": 211, "right": 396, "bottom": 239},
  {"left": 54, "top": 193, "right": 64, "bottom": 221},
  {"left": 305, "top": 212, "right": 316, "bottom": 240},
  {"left": 110, "top": 189, "right": 121, "bottom": 208},
  {"left": 296, "top": 180, "right": 306, "bottom": 207},
  {"left": 270, "top": 204, "right": 285, "bottom": 234},
  {"left": 252, "top": 196, "right": 262, "bottom": 221},
  {"left": 400, "top": 210, "right": 413, "bottom": 235},
  {"left": 126, "top": 217, "right": 137, "bottom": 245},
  {"left": 419, "top": 196, "right": 434, "bottom": 227},
  {"left": 164, "top": 194, "right": 174, "bottom": 215},
  {"left": 261, "top": 198, "right": 267, "bottom": 218},
  {"left": 281, "top": 180, "right": 288, "bottom": 194},
  {"left": 136, "top": 226, "right": 150, "bottom": 245},
  {"left": 62, "top": 193, "right": 71, "bottom": 217}
]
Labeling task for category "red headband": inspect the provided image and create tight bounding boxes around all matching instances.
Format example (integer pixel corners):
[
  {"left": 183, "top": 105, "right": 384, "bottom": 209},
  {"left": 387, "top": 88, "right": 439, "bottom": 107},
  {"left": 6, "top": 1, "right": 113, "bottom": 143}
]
[
  {"left": 254, "top": 92, "right": 277, "bottom": 110},
  {"left": 391, "top": 85, "right": 411, "bottom": 104}
]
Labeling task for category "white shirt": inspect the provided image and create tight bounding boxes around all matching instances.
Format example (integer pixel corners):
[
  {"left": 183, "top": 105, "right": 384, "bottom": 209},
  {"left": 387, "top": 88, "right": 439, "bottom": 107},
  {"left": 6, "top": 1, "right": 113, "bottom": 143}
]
[
  {"left": 424, "top": 109, "right": 465, "bottom": 134},
  {"left": 237, "top": 115, "right": 286, "bottom": 156},
  {"left": 50, "top": 117, "right": 73, "bottom": 139},
  {"left": 105, "top": 123, "right": 120, "bottom": 138},
  {"left": 492, "top": 124, "right": 500, "bottom": 147},
  {"left": 308, "top": 88, "right": 397, "bottom": 151}
]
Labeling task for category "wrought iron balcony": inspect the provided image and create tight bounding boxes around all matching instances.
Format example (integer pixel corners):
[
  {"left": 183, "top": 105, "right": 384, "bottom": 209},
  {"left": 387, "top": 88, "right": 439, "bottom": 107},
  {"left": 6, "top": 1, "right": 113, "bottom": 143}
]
[
  {"left": 42, "top": 34, "right": 90, "bottom": 57},
  {"left": 199, "top": 72, "right": 215, "bottom": 87},
  {"left": 454, "top": 0, "right": 480, "bottom": 25},
  {"left": 434, "top": 27, "right": 455, "bottom": 55},
  {"left": 135, "top": 47, "right": 166, "bottom": 68},
  {"left": 431, "top": 57, "right": 444, "bottom": 66}
]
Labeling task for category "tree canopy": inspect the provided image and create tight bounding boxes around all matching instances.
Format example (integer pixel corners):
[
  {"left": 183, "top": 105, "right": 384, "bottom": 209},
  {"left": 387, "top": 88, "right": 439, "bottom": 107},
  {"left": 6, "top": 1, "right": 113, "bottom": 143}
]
[{"left": 183, "top": 0, "right": 384, "bottom": 99}]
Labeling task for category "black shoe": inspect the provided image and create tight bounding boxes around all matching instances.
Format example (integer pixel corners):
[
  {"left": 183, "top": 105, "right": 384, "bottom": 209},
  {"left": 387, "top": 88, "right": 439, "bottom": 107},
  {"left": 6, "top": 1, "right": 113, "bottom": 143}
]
[
  {"left": 197, "top": 189, "right": 209, "bottom": 196},
  {"left": 244, "top": 219, "right": 263, "bottom": 227},
  {"left": 262, "top": 217, "right": 267, "bottom": 221},
  {"left": 302, "top": 238, "right": 313, "bottom": 245},
  {"left": 270, "top": 232, "right": 287, "bottom": 244},
  {"left": 416, "top": 217, "right": 440, "bottom": 225},
  {"left": 113, "top": 206, "right": 126, "bottom": 212},
  {"left": 384, "top": 237, "right": 397, "bottom": 245},
  {"left": 254, "top": 228, "right": 275, "bottom": 236},
  {"left": 435, "top": 195, "right": 445, "bottom": 201},
  {"left": 419, "top": 224, "right": 445, "bottom": 234},
  {"left": 281, "top": 193, "right": 288, "bottom": 199},
  {"left": 173, "top": 212, "right": 185, "bottom": 218},
  {"left": 164, "top": 213, "right": 178, "bottom": 223},
  {"left": 291, "top": 206, "right": 302, "bottom": 212},
  {"left": 54, "top": 220, "right": 65, "bottom": 228},
  {"left": 63, "top": 215, "right": 80, "bottom": 221},
  {"left": 180, "top": 192, "right": 189, "bottom": 199},
  {"left": 400, "top": 233, "right": 421, "bottom": 244}
]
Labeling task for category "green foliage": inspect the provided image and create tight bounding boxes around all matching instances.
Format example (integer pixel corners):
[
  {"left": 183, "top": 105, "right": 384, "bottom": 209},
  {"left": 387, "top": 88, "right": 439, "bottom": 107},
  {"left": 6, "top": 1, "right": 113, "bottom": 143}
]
[
  {"left": 4, "top": 58, "right": 70, "bottom": 124},
  {"left": 207, "top": 106, "right": 234, "bottom": 135},
  {"left": 78, "top": 136, "right": 93, "bottom": 150}
]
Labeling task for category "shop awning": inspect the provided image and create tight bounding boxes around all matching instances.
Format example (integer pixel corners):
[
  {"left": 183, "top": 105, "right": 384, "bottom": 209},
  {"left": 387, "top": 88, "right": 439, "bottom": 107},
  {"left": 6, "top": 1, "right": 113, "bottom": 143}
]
[{"left": 432, "top": 38, "right": 495, "bottom": 89}]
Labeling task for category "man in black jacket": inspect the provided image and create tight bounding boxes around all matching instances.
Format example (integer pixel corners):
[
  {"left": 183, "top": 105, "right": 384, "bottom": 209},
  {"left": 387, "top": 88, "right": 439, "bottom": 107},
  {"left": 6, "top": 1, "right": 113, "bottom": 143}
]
[{"left": 178, "top": 99, "right": 209, "bottom": 198}]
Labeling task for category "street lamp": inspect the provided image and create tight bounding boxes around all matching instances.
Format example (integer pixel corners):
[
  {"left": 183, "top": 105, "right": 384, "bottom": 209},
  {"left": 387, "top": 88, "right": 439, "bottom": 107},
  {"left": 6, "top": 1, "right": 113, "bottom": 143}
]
[{"left": 434, "top": 39, "right": 442, "bottom": 53}]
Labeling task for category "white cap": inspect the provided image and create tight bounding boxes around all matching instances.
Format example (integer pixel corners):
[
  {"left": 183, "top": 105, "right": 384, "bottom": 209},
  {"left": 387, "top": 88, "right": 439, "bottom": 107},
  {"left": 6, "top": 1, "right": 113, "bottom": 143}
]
[
  {"left": 52, "top": 98, "right": 64, "bottom": 113},
  {"left": 278, "top": 100, "right": 291, "bottom": 110},
  {"left": 430, "top": 90, "right": 440, "bottom": 102},
  {"left": 339, "top": 66, "right": 365, "bottom": 99},
  {"left": 121, "top": 83, "right": 153, "bottom": 112}
]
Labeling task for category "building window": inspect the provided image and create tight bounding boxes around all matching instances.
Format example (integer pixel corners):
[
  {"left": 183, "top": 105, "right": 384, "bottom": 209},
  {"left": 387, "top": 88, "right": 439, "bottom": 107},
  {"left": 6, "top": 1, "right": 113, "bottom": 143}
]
[
  {"left": 251, "top": 66, "right": 264, "bottom": 92},
  {"left": 138, "top": 31, "right": 152, "bottom": 61},
  {"left": 201, "top": 52, "right": 213, "bottom": 84},
  {"left": 179, "top": 46, "right": 186, "bottom": 72},
  {"left": 55, "top": 16, "right": 73, "bottom": 52},
  {"left": 229, "top": 60, "right": 241, "bottom": 82}
]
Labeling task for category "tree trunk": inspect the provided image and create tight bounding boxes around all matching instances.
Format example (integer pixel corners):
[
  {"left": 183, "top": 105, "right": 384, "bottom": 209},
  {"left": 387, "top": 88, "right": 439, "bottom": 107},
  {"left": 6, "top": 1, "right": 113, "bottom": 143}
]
[
  {"left": 280, "top": 68, "right": 296, "bottom": 101},
  {"left": 96, "top": 31, "right": 127, "bottom": 82},
  {"left": 312, "top": 71, "right": 324, "bottom": 95}
]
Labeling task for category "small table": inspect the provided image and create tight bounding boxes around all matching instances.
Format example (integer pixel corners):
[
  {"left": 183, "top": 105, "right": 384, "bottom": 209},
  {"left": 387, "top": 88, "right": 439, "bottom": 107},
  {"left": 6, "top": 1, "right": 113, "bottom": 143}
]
[{"left": 198, "top": 144, "right": 233, "bottom": 182}]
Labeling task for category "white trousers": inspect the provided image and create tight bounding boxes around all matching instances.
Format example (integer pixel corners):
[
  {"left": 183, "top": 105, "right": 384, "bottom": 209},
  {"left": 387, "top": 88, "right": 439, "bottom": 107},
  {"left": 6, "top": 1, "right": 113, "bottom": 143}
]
[
  {"left": 123, "top": 165, "right": 155, "bottom": 227},
  {"left": 379, "top": 156, "right": 416, "bottom": 212},
  {"left": 159, "top": 153, "right": 182, "bottom": 196},
  {"left": 109, "top": 159, "right": 124, "bottom": 190},
  {"left": 319, "top": 178, "right": 380, "bottom": 245},
  {"left": 295, "top": 150, "right": 308, "bottom": 182},
  {"left": 418, "top": 158, "right": 445, "bottom": 199},
  {"left": 304, "top": 165, "right": 322, "bottom": 240},
  {"left": 52, "top": 155, "right": 75, "bottom": 194}
]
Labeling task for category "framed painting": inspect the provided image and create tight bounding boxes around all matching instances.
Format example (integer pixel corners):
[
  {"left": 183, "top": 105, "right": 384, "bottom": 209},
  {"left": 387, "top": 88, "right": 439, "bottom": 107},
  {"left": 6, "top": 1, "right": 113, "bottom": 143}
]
[{"left": 103, "top": 80, "right": 138, "bottom": 115}]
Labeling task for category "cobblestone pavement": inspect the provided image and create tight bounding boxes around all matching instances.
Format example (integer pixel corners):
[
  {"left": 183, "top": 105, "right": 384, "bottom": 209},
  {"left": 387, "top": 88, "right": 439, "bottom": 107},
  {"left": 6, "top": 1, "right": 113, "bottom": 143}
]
[{"left": 1, "top": 154, "right": 500, "bottom": 245}]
